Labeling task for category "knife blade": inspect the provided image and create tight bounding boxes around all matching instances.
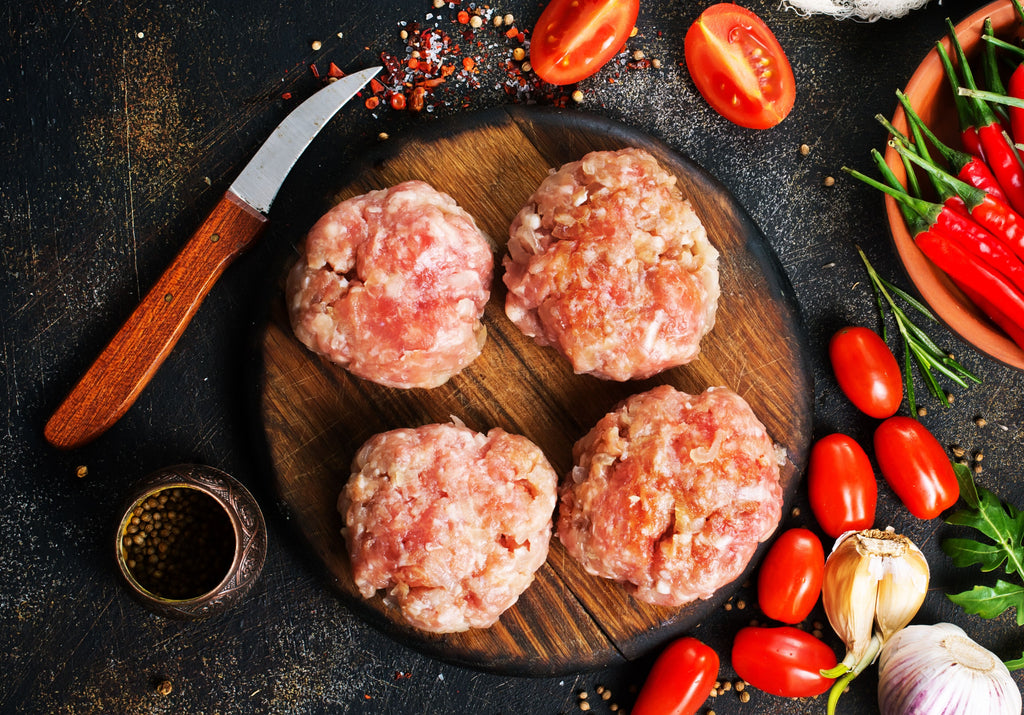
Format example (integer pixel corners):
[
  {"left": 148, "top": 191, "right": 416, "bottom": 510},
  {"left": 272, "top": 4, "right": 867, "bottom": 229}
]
[{"left": 44, "top": 66, "right": 381, "bottom": 450}]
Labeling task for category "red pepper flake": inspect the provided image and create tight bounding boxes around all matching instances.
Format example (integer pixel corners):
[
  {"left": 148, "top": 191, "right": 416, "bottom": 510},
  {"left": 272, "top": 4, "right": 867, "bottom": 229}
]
[
  {"left": 462, "top": 56, "right": 476, "bottom": 72},
  {"left": 365, "top": 96, "right": 380, "bottom": 109},
  {"left": 457, "top": 10, "right": 469, "bottom": 24},
  {"left": 309, "top": 63, "right": 320, "bottom": 79},
  {"left": 390, "top": 92, "right": 407, "bottom": 110},
  {"left": 504, "top": 26, "right": 518, "bottom": 39},
  {"left": 369, "top": 78, "right": 386, "bottom": 94},
  {"left": 409, "top": 86, "right": 426, "bottom": 112},
  {"left": 281, "top": 91, "right": 292, "bottom": 100},
  {"left": 408, "top": 57, "right": 420, "bottom": 70},
  {"left": 327, "top": 62, "right": 345, "bottom": 79}
]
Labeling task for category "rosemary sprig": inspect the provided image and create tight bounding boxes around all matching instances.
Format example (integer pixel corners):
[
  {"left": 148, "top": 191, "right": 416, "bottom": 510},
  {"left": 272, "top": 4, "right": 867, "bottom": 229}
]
[{"left": 856, "top": 246, "right": 981, "bottom": 415}]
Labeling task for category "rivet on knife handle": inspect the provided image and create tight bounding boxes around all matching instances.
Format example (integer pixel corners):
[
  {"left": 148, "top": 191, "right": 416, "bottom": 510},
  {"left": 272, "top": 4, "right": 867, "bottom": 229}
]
[{"left": 44, "top": 193, "right": 266, "bottom": 449}]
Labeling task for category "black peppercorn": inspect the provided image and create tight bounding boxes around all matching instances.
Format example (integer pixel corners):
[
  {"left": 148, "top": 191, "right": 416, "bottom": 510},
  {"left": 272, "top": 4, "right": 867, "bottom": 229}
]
[{"left": 119, "top": 487, "right": 235, "bottom": 600}]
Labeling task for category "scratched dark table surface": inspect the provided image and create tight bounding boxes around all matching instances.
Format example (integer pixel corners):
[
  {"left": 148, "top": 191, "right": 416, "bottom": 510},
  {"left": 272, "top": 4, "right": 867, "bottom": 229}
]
[{"left": 5, "top": 0, "right": 1024, "bottom": 713}]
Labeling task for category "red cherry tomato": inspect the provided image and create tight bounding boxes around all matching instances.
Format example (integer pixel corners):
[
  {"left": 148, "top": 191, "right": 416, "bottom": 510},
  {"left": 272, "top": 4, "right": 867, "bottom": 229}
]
[
  {"left": 756, "top": 528, "right": 824, "bottom": 624},
  {"left": 807, "top": 433, "right": 878, "bottom": 538},
  {"left": 683, "top": 4, "right": 796, "bottom": 129},
  {"left": 829, "top": 326, "right": 903, "bottom": 418},
  {"left": 731, "top": 626, "right": 837, "bottom": 698},
  {"left": 529, "top": 0, "right": 640, "bottom": 85},
  {"left": 874, "top": 416, "right": 959, "bottom": 519},
  {"left": 632, "top": 637, "right": 719, "bottom": 715}
]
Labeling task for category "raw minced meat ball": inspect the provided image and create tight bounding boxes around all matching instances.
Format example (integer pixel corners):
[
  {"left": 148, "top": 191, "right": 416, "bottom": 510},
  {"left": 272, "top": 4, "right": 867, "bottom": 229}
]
[
  {"left": 502, "top": 148, "right": 720, "bottom": 381},
  {"left": 338, "top": 421, "right": 558, "bottom": 633},
  {"left": 287, "top": 180, "right": 493, "bottom": 389},
  {"left": 557, "top": 384, "right": 783, "bottom": 607}
]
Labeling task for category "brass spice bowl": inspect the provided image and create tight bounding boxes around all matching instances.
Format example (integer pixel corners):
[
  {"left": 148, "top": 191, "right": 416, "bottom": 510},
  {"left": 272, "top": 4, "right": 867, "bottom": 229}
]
[{"left": 115, "top": 464, "right": 267, "bottom": 619}]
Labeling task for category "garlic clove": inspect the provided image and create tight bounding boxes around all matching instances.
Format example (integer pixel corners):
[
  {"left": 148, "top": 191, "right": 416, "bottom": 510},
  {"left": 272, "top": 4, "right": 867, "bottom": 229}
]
[
  {"left": 823, "top": 530, "right": 882, "bottom": 669},
  {"left": 874, "top": 540, "right": 929, "bottom": 642}
]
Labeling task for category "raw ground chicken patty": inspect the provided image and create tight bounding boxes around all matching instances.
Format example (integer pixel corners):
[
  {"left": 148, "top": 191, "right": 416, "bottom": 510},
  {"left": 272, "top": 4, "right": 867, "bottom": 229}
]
[
  {"left": 557, "top": 384, "right": 784, "bottom": 607},
  {"left": 338, "top": 422, "right": 558, "bottom": 633},
  {"left": 502, "top": 148, "right": 720, "bottom": 381},
  {"left": 287, "top": 180, "right": 493, "bottom": 389}
]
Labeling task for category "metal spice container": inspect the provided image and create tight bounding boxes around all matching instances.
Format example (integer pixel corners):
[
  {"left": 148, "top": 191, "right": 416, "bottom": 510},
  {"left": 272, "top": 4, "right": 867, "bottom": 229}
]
[{"left": 114, "top": 464, "right": 267, "bottom": 619}]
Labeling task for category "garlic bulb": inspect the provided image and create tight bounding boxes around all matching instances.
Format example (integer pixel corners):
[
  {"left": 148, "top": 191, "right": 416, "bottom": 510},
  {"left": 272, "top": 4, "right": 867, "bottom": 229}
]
[
  {"left": 878, "top": 623, "right": 1022, "bottom": 715},
  {"left": 823, "top": 529, "right": 929, "bottom": 670},
  {"left": 820, "top": 529, "right": 930, "bottom": 715}
]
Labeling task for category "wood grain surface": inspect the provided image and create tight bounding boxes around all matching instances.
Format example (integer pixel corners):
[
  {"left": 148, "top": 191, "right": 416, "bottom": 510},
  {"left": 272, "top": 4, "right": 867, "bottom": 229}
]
[{"left": 257, "top": 106, "right": 813, "bottom": 676}]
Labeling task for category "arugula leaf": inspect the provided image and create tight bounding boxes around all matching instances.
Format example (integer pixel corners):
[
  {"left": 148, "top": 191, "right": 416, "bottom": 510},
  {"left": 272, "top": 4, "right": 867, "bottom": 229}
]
[
  {"left": 947, "top": 581, "right": 1024, "bottom": 625},
  {"left": 1003, "top": 652, "right": 1024, "bottom": 672},
  {"left": 942, "top": 537, "right": 1013, "bottom": 572},
  {"left": 944, "top": 474, "right": 1024, "bottom": 578}
]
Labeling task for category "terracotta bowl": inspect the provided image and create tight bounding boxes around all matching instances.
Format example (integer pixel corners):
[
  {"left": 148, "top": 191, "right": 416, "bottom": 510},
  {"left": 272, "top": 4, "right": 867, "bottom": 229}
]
[
  {"left": 114, "top": 464, "right": 267, "bottom": 619},
  {"left": 884, "top": 0, "right": 1024, "bottom": 370}
]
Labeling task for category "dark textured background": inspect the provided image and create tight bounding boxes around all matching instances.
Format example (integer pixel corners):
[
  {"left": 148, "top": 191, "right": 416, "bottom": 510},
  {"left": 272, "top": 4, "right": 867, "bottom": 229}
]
[{"left": 4, "top": 0, "right": 1024, "bottom": 713}]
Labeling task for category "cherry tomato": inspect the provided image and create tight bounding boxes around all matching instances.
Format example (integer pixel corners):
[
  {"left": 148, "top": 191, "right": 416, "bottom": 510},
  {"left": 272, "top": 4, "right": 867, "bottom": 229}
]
[
  {"left": 874, "top": 416, "right": 959, "bottom": 519},
  {"left": 683, "top": 4, "right": 796, "bottom": 129},
  {"left": 731, "top": 626, "right": 837, "bottom": 698},
  {"left": 529, "top": 0, "right": 640, "bottom": 85},
  {"left": 632, "top": 637, "right": 719, "bottom": 715},
  {"left": 829, "top": 326, "right": 903, "bottom": 418},
  {"left": 808, "top": 433, "right": 878, "bottom": 538},
  {"left": 756, "top": 528, "right": 824, "bottom": 624}
]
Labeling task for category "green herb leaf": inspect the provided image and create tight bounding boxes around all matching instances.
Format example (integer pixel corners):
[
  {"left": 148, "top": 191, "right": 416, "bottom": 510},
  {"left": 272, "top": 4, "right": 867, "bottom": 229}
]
[
  {"left": 946, "top": 581, "right": 1024, "bottom": 625},
  {"left": 855, "top": 247, "right": 981, "bottom": 413},
  {"left": 942, "top": 537, "right": 1012, "bottom": 572},
  {"left": 1003, "top": 652, "right": 1024, "bottom": 672},
  {"left": 945, "top": 486, "right": 1024, "bottom": 577},
  {"left": 943, "top": 465, "right": 1024, "bottom": 625}
]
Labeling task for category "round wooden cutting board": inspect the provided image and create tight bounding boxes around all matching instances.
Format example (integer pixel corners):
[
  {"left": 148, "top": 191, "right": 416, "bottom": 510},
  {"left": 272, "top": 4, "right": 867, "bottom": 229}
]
[{"left": 257, "top": 106, "right": 813, "bottom": 676}]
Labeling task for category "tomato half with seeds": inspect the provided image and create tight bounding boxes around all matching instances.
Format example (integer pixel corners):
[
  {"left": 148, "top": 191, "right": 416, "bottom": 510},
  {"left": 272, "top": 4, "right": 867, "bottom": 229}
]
[
  {"left": 874, "top": 416, "right": 959, "bottom": 519},
  {"left": 829, "top": 326, "right": 903, "bottom": 418},
  {"left": 529, "top": 0, "right": 640, "bottom": 85},
  {"left": 684, "top": 4, "right": 795, "bottom": 129},
  {"left": 732, "top": 626, "right": 836, "bottom": 698},
  {"left": 632, "top": 637, "right": 719, "bottom": 715},
  {"left": 808, "top": 433, "right": 878, "bottom": 538},
  {"left": 757, "top": 528, "right": 824, "bottom": 624}
]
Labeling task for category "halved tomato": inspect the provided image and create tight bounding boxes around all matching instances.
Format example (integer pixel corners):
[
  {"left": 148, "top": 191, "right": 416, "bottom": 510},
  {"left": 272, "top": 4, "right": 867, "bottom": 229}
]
[
  {"left": 529, "top": 0, "right": 640, "bottom": 85},
  {"left": 684, "top": 4, "right": 795, "bottom": 129}
]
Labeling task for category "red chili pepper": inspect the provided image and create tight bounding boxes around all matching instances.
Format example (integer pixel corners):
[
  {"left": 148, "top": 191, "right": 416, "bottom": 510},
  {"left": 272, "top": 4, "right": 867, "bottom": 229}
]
[
  {"left": 855, "top": 159, "right": 1024, "bottom": 296},
  {"left": 955, "top": 280, "right": 1024, "bottom": 350},
  {"left": 944, "top": 21, "right": 1024, "bottom": 215},
  {"left": 937, "top": 42, "right": 986, "bottom": 159},
  {"left": 915, "top": 230, "right": 1024, "bottom": 332},
  {"left": 896, "top": 89, "right": 1007, "bottom": 204},
  {"left": 892, "top": 141, "right": 1024, "bottom": 272},
  {"left": 1008, "top": 63, "right": 1024, "bottom": 147}
]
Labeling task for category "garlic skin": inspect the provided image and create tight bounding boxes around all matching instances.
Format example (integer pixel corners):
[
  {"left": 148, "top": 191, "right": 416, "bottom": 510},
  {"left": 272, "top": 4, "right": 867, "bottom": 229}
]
[
  {"left": 878, "top": 623, "right": 1022, "bottom": 715},
  {"left": 822, "top": 529, "right": 929, "bottom": 669}
]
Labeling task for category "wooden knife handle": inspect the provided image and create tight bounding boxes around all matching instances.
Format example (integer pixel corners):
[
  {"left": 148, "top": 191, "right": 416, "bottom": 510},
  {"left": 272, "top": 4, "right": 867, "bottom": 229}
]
[{"left": 44, "top": 191, "right": 268, "bottom": 449}]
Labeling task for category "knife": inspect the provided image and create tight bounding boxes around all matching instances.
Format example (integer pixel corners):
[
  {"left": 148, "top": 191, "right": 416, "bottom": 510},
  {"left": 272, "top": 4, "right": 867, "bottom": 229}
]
[{"left": 44, "top": 66, "right": 381, "bottom": 450}]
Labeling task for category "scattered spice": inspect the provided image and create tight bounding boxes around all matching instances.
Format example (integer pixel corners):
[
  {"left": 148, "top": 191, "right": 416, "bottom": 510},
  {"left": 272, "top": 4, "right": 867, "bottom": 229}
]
[
  {"left": 304, "top": 3, "right": 655, "bottom": 117},
  {"left": 739, "top": 690, "right": 751, "bottom": 703},
  {"left": 76, "top": 465, "right": 88, "bottom": 479},
  {"left": 311, "top": 40, "right": 322, "bottom": 51},
  {"left": 824, "top": 175, "right": 836, "bottom": 187},
  {"left": 120, "top": 487, "right": 234, "bottom": 600},
  {"left": 800, "top": 143, "right": 811, "bottom": 156},
  {"left": 975, "top": 416, "right": 988, "bottom": 427},
  {"left": 155, "top": 680, "right": 173, "bottom": 696}
]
